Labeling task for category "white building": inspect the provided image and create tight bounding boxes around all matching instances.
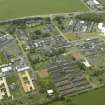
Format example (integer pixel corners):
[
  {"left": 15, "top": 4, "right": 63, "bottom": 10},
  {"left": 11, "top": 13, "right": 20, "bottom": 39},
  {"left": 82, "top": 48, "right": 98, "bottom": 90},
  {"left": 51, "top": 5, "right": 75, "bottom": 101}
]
[
  {"left": 16, "top": 66, "right": 30, "bottom": 72},
  {"left": 82, "top": 58, "right": 91, "bottom": 68},
  {"left": 98, "top": 23, "right": 105, "bottom": 36},
  {"left": 47, "top": 89, "right": 54, "bottom": 96}
]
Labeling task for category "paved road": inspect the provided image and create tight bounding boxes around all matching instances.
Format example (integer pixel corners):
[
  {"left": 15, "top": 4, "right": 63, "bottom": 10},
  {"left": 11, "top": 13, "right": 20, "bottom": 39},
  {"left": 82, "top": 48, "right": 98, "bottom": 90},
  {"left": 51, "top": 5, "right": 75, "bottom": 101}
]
[{"left": 15, "top": 29, "right": 35, "bottom": 73}]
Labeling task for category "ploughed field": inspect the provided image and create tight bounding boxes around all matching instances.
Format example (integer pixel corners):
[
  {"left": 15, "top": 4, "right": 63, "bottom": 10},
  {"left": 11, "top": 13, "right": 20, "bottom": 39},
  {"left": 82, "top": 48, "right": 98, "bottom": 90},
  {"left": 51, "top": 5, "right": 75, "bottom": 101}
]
[{"left": 0, "top": 0, "right": 88, "bottom": 20}]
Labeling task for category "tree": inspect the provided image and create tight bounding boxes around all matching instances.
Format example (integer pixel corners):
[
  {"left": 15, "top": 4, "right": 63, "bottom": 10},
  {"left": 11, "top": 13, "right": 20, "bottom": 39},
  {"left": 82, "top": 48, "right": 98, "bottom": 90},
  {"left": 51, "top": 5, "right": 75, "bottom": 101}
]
[{"left": 76, "top": 13, "right": 103, "bottom": 23}]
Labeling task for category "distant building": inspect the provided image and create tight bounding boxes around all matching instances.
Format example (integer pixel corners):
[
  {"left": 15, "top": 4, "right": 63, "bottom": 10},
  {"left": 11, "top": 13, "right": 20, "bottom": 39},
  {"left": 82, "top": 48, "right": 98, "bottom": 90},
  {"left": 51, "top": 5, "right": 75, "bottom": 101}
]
[
  {"left": 0, "top": 63, "right": 12, "bottom": 76},
  {"left": 16, "top": 66, "right": 30, "bottom": 72},
  {"left": 82, "top": 58, "right": 91, "bottom": 68},
  {"left": 98, "top": 23, "right": 105, "bottom": 36},
  {"left": 86, "top": 0, "right": 104, "bottom": 10},
  {"left": 47, "top": 89, "right": 54, "bottom": 96}
]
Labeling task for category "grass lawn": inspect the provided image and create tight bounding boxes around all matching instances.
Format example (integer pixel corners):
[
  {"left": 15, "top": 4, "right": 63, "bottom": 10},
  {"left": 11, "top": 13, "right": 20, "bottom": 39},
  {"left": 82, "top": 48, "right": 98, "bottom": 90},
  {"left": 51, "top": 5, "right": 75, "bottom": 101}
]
[
  {"left": 47, "top": 87, "right": 105, "bottom": 105},
  {"left": 72, "top": 87, "right": 105, "bottom": 105},
  {"left": 100, "top": 0, "right": 105, "bottom": 5},
  {"left": 0, "top": 51, "right": 8, "bottom": 64},
  {"left": 64, "top": 33, "right": 80, "bottom": 41},
  {"left": 0, "top": 0, "right": 88, "bottom": 20}
]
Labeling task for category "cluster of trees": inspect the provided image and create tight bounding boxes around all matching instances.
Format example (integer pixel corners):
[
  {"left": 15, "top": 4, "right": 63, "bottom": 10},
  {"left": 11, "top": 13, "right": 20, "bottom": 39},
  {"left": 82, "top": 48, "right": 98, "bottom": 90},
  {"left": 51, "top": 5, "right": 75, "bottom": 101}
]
[
  {"left": 31, "top": 30, "right": 51, "bottom": 40},
  {"left": 28, "top": 48, "right": 66, "bottom": 65},
  {"left": 89, "top": 66, "right": 105, "bottom": 84},
  {"left": 54, "top": 16, "right": 66, "bottom": 32},
  {"left": 76, "top": 13, "right": 103, "bottom": 23},
  {"left": 38, "top": 96, "right": 75, "bottom": 105}
]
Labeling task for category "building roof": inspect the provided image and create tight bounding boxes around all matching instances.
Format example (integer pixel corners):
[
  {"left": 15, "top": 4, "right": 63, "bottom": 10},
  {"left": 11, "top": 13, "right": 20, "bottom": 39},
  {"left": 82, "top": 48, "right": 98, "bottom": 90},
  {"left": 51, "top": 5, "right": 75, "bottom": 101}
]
[
  {"left": 1, "top": 66, "right": 12, "bottom": 73},
  {"left": 98, "top": 23, "right": 105, "bottom": 35},
  {"left": 16, "top": 66, "right": 30, "bottom": 72},
  {"left": 47, "top": 89, "right": 54, "bottom": 96},
  {"left": 83, "top": 58, "right": 91, "bottom": 68},
  {"left": 93, "top": 0, "right": 100, "bottom": 5}
]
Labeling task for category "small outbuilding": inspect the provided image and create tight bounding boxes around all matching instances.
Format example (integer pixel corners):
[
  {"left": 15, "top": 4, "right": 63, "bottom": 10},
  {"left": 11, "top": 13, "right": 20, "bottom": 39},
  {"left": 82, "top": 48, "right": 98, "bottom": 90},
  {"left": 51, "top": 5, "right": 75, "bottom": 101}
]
[{"left": 47, "top": 89, "right": 54, "bottom": 96}]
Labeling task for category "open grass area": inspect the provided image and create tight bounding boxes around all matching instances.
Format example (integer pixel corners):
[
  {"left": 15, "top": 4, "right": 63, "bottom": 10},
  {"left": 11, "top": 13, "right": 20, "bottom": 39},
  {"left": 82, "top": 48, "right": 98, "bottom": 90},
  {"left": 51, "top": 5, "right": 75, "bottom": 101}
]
[
  {"left": 0, "top": 51, "right": 8, "bottom": 64},
  {"left": 48, "top": 87, "right": 105, "bottom": 105},
  {"left": 0, "top": 0, "right": 88, "bottom": 20},
  {"left": 64, "top": 33, "right": 80, "bottom": 41},
  {"left": 100, "top": 0, "right": 105, "bottom": 5},
  {"left": 72, "top": 87, "right": 105, "bottom": 105}
]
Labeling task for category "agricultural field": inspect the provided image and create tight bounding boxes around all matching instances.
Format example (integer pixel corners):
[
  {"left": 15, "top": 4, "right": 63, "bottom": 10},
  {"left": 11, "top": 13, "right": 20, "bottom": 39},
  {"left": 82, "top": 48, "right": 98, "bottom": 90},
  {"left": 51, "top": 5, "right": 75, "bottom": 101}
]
[{"left": 0, "top": 0, "right": 88, "bottom": 20}]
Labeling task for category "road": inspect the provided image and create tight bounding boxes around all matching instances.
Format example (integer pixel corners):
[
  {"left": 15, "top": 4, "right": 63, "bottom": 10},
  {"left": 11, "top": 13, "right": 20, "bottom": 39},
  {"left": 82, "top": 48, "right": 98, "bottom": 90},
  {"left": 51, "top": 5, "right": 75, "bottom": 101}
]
[
  {"left": 15, "top": 29, "right": 35, "bottom": 74},
  {"left": 1, "top": 10, "right": 105, "bottom": 23}
]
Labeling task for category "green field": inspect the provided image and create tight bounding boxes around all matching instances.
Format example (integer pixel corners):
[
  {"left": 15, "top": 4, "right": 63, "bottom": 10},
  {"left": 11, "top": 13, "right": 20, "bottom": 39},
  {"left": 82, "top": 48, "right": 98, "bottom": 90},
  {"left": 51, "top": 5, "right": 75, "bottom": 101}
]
[
  {"left": 101, "top": 0, "right": 105, "bottom": 5},
  {"left": 0, "top": 0, "right": 88, "bottom": 20},
  {"left": 48, "top": 87, "right": 105, "bottom": 105},
  {"left": 72, "top": 87, "right": 105, "bottom": 105}
]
